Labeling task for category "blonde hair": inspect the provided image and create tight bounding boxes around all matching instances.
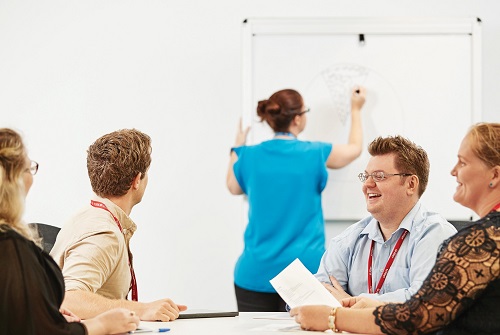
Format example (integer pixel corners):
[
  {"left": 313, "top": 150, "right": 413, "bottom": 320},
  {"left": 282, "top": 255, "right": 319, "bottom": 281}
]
[
  {"left": 0, "top": 128, "right": 35, "bottom": 240},
  {"left": 467, "top": 122, "right": 500, "bottom": 168}
]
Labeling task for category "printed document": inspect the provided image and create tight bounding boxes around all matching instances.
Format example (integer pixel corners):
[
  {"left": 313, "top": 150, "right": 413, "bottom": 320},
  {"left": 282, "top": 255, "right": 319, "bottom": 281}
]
[{"left": 270, "top": 259, "right": 341, "bottom": 309}]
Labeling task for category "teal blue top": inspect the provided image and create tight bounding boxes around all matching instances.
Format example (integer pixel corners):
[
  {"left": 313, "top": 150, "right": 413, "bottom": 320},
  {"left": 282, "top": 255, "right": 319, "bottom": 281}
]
[{"left": 232, "top": 138, "right": 332, "bottom": 292}]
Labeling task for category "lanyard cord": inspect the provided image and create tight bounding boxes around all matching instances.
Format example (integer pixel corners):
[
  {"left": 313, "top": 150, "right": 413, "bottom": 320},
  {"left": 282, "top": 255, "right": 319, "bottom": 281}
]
[
  {"left": 90, "top": 200, "right": 138, "bottom": 301},
  {"left": 368, "top": 229, "right": 409, "bottom": 294}
]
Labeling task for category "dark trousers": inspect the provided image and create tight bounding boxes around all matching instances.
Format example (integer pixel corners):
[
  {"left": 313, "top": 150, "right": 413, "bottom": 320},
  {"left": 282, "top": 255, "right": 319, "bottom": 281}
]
[{"left": 234, "top": 283, "right": 287, "bottom": 312}]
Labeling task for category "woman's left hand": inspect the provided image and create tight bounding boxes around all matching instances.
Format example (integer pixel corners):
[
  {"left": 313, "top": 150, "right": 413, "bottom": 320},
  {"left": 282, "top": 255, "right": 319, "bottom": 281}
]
[
  {"left": 234, "top": 118, "right": 250, "bottom": 147},
  {"left": 59, "top": 307, "right": 81, "bottom": 323},
  {"left": 289, "top": 305, "right": 331, "bottom": 331}
]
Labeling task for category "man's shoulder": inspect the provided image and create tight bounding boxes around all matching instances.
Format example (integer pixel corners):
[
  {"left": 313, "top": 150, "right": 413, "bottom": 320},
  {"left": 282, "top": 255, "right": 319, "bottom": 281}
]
[
  {"left": 60, "top": 206, "right": 121, "bottom": 238},
  {"left": 416, "top": 206, "right": 455, "bottom": 228},
  {"left": 411, "top": 204, "right": 457, "bottom": 236}
]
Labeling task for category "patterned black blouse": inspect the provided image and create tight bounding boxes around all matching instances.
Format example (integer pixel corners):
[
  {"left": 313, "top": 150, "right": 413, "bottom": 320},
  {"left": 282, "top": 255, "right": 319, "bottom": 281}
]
[
  {"left": 373, "top": 210, "right": 500, "bottom": 335},
  {"left": 0, "top": 226, "right": 86, "bottom": 335}
]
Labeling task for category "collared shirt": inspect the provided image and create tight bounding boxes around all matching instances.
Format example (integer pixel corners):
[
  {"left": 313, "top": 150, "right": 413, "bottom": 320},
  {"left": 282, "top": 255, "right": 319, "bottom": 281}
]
[
  {"left": 315, "top": 201, "right": 457, "bottom": 302},
  {"left": 50, "top": 196, "right": 137, "bottom": 300}
]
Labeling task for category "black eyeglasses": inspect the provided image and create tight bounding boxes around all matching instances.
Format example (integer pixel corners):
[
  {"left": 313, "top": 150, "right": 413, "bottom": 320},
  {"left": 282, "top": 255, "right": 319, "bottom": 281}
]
[
  {"left": 358, "top": 171, "right": 412, "bottom": 183},
  {"left": 28, "top": 160, "right": 39, "bottom": 175},
  {"left": 297, "top": 108, "right": 310, "bottom": 115}
]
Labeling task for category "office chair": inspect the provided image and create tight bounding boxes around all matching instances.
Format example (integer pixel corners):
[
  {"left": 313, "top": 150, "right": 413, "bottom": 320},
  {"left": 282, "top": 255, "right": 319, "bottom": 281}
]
[{"left": 29, "top": 223, "right": 61, "bottom": 253}]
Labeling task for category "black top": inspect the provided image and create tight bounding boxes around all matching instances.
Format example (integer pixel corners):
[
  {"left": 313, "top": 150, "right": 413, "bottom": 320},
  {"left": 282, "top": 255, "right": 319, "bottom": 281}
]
[
  {"left": 0, "top": 226, "right": 86, "bottom": 335},
  {"left": 374, "top": 211, "right": 500, "bottom": 335}
]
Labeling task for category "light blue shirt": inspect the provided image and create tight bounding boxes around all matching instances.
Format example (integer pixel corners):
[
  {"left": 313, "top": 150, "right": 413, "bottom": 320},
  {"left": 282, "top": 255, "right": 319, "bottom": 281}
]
[{"left": 315, "top": 201, "right": 457, "bottom": 302}]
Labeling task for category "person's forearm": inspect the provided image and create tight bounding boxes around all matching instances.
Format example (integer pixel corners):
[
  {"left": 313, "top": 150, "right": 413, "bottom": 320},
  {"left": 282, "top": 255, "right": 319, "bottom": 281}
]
[
  {"left": 359, "top": 288, "right": 410, "bottom": 303},
  {"left": 347, "top": 108, "right": 363, "bottom": 153},
  {"left": 336, "top": 307, "right": 383, "bottom": 334},
  {"left": 80, "top": 320, "right": 104, "bottom": 335},
  {"left": 226, "top": 151, "right": 237, "bottom": 184},
  {"left": 226, "top": 151, "right": 243, "bottom": 194},
  {"left": 63, "top": 290, "right": 140, "bottom": 319}
]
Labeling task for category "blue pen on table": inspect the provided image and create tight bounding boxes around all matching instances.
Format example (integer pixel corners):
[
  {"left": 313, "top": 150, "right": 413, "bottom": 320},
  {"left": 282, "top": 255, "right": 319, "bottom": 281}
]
[{"left": 129, "top": 328, "right": 170, "bottom": 333}]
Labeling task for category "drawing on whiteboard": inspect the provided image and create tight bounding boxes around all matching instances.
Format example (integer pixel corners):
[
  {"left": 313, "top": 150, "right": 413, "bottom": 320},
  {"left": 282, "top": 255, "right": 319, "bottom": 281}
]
[
  {"left": 299, "top": 63, "right": 406, "bottom": 219},
  {"left": 249, "top": 62, "right": 405, "bottom": 186},
  {"left": 320, "top": 64, "right": 370, "bottom": 125},
  {"left": 301, "top": 63, "right": 404, "bottom": 147}
]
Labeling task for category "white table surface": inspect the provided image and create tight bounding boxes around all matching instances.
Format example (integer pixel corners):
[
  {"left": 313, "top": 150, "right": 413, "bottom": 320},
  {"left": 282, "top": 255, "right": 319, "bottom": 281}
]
[{"left": 139, "top": 312, "right": 365, "bottom": 334}]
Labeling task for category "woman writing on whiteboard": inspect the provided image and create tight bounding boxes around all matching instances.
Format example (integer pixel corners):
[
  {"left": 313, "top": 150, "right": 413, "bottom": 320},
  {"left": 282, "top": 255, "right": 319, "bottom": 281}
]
[
  {"left": 290, "top": 122, "right": 500, "bottom": 334},
  {"left": 226, "top": 87, "right": 366, "bottom": 311}
]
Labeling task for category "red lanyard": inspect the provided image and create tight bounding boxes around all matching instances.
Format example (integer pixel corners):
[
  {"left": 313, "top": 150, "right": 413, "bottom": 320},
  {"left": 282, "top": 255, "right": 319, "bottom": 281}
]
[
  {"left": 491, "top": 202, "right": 500, "bottom": 212},
  {"left": 368, "top": 229, "right": 409, "bottom": 294},
  {"left": 90, "top": 200, "right": 138, "bottom": 301}
]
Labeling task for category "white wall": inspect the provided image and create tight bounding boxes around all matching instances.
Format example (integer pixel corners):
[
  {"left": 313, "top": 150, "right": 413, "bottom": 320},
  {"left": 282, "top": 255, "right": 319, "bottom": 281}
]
[{"left": 1, "top": 0, "right": 499, "bottom": 311}]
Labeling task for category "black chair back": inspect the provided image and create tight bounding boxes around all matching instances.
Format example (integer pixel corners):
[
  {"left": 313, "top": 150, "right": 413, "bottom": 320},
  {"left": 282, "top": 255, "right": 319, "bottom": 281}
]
[{"left": 29, "top": 223, "right": 61, "bottom": 253}]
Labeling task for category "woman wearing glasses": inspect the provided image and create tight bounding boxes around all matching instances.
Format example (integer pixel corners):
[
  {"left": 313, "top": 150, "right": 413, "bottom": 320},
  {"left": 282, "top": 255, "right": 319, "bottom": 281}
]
[
  {"left": 0, "top": 128, "right": 140, "bottom": 334},
  {"left": 226, "top": 87, "right": 366, "bottom": 311},
  {"left": 291, "top": 122, "right": 500, "bottom": 334}
]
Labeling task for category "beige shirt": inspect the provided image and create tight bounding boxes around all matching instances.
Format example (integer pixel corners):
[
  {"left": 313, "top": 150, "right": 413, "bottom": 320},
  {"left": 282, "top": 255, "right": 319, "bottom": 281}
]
[{"left": 50, "top": 196, "right": 137, "bottom": 300}]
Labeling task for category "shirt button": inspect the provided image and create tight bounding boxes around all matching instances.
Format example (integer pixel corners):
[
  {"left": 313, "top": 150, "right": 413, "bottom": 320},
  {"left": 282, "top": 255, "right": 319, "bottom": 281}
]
[
  {"left": 380, "top": 269, "right": 384, "bottom": 273},
  {"left": 384, "top": 244, "right": 388, "bottom": 248}
]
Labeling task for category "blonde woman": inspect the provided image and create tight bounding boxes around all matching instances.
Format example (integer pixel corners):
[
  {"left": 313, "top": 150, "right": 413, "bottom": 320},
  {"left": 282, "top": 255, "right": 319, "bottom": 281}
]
[{"left": 0, "top": 128, "right": 140, "bottom": 335}]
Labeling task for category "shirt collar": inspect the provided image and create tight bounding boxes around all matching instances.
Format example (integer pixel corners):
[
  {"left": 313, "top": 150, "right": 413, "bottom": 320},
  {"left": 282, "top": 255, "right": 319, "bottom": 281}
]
[
  {"left": 360, "top": 201, "right": 422, "bottom": 242},
  {"left": 93, "top": 195, "right": 137, "bottom": 237},
  {"left": 361, "top": 219, "right": 384, "bottom": 243},
  {"left": 399, "top": 201, "right": 421, "bottom": 232}
]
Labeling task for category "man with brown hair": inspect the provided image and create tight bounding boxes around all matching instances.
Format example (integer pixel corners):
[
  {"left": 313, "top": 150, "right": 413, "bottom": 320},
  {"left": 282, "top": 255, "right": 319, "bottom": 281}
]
[
  {"left": 315, "top": 135, "right": 457, "bottom": 303},
  {"left": 51, "top": 129, "right": 186, "bottom": 321}
]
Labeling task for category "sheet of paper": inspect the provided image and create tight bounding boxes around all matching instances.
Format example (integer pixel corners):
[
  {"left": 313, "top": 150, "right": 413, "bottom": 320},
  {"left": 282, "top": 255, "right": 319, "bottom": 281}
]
[{"left": 270, "top": 259, "right": 341, "bottom": 309}]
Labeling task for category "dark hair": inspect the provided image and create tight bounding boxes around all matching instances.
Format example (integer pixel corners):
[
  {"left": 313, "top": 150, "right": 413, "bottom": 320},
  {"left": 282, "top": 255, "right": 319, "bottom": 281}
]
[
  {"left": 467, "top": 123, "right": 500, "bottom": 168},
  {"left": 87, "top": 129, "right": 152, "bottom": 197},
  {"left": 368, "top": 135, "right": 429, "bottom": 197},
  {"left": 257, "top": 89, "right": 304, "bottom": 132}
]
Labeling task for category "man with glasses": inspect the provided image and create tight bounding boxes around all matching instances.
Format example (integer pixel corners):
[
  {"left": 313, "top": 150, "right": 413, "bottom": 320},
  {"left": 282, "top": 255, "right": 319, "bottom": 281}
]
[{"left": 314, "top": 135, "right": 457, "bottom": 303}]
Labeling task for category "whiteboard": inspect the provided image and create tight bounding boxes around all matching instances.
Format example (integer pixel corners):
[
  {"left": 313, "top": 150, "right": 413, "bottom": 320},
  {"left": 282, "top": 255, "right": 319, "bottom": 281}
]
[{"left": 242, "top": 18, "right": 481, "bottom": 221}]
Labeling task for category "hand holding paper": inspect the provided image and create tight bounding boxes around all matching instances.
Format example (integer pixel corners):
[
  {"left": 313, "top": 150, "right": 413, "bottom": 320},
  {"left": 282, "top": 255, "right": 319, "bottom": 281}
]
[{"left": 270, "top": 259, "right": 341, "bottom": 309}]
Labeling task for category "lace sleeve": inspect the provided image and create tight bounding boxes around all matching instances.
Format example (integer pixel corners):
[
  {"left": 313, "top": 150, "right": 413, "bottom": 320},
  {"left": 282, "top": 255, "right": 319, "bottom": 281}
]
[{"left": 373, "top": 214, "right": 500, "bottom": 335}]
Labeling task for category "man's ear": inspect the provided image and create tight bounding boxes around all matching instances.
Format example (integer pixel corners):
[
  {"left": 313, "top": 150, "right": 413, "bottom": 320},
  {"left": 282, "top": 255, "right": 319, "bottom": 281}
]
[
  {"left": 132, "top": 172, "right": 142, "bottom": 190},
  {"left": 407, "top": 175, "right": 419, "bottom": 196}
]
